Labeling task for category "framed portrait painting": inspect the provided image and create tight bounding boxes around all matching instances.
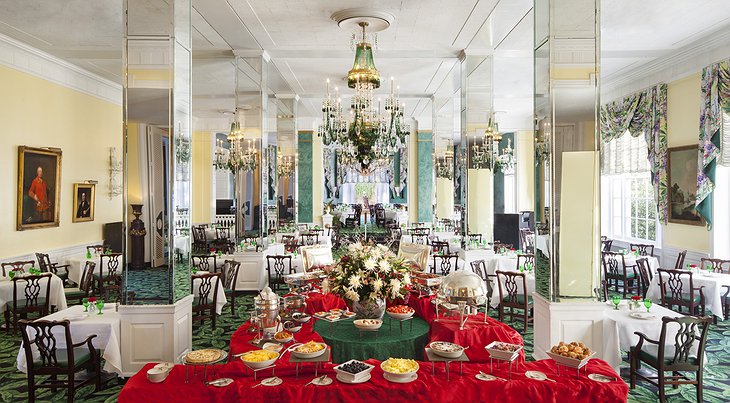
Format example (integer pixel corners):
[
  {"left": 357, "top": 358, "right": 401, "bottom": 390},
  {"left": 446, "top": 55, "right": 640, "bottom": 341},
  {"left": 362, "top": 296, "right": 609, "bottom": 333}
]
[
  {"left": 17, "top": 146, "right": 62, "bottom": 230},
  {"left": 73, "top": 183, "right": 95, "bottom": 223},
  {"left": 667, "top": 145, "right": 705, "bottom": 226}
]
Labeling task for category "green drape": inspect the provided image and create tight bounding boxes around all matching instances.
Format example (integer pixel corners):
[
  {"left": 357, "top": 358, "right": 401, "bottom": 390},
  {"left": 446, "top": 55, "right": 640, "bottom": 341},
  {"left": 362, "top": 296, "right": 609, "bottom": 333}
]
[{"left": 600, "top": 84, "right": 668, "bottom": 223}]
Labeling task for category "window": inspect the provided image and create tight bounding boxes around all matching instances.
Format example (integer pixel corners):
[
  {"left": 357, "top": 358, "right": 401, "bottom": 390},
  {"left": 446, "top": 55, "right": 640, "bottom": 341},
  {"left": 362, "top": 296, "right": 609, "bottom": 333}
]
[{"left": 601, "top": 131, "right": 660, "bottom": 244}]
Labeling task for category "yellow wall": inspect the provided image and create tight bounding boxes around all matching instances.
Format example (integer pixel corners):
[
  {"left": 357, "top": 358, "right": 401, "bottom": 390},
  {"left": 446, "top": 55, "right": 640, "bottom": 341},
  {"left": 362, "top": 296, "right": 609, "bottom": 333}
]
[
  {"left": 663, "top": 73, "right": 710, "bottom": 252},
  {"left": 0, "top": 65, "right": 122, "bottom": 258},
  {"left": 192, "top": 131, "right": 212, "bottom": 224},
  {"left": 126, "top": 123, "right": 142, "bottom": 205},
  {"left": 516, "top": 130, "right": 535, "bottom": 212}
]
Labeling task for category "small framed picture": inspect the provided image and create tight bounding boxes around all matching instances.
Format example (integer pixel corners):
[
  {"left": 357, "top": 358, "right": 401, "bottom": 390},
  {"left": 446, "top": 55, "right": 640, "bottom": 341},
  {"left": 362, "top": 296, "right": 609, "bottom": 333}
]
[
  {"left": 72, "top": 183, "right": 95, "bottom": 223},
  {"left": 17, "top": 146, "right": 62, "bottom": 230}
]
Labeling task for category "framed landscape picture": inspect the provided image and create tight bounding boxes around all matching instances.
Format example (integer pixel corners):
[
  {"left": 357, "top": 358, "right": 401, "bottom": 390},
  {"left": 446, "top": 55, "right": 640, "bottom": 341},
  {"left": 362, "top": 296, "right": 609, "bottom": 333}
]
[
  {"left": 17, "top": 146, "right": 62, "bottom": 230},
  {"left": 73, "top": 183, "right": 95, "bottom": 223},
  {"left": 667, "top": 145, "right": 704, "bottom": 226}
]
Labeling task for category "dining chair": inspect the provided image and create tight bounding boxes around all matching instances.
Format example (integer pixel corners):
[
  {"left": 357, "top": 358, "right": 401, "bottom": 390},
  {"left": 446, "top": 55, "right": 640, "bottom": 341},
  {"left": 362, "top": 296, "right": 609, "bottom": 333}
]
[
  {"left": 519, "top": 229, "right": 535, "bottom": 252},
  {"left": 495, "top": 270, "right": 532, "bottom": 333},
  {"left": 493, "top": 242, "right": 514, "bottom": 253},
  {"left": 213, "top": 227, "right": 235, "bottom": 253},
  {"left": 602, "top": 251, "right": 639, "bottom": 298},
  {"left": 1, "top": 260, "right": 35, "bottom": 277},
  {"left": 64, "top": 261, "right": 96, "bottom": 304},
  {"left": 657, "top": 268, "right": 705, "bottom": 316},
  {"left": 629, "top": 315, "right": 712, "bottom": 403},
  {"left": 191, "top": 254, "right": 218, "bottom": 273},
  {"left": 467, "top": 233, "right": 482, "bottom": 244},
  {"left": 471, "top": 260, "right": 496, "bottom": 306},
  {"left": 191, "top": 272, "right": 222, "bottom": 329},
  {"left": 95, "top": 253, "right": 122, "bottom": 295},
  {"left": 375, "top": 207, "right": 386, "bottom": 227},
  {"left": 601, "top": 238, "right": 613, "bottom": 252},
  {"left": 431, "top": 253, "right": 459, "bottom": 276},
  {"left": 5, "top": 273, "right": 52, "bottom": 335},
  {"left": 701, "top": 258, "right": 730, "bottom": 319},
  {"left": 300, "top": 232, "right": 319, "bottom": 246},
  {"left": 266, "top": 255, "right": 294, "bottom": 291},
  {"left": 431, "top": 240, "right": 450, "bottom": 255},
  {"left": 85, "top": 244, "right": 106, "bottom": 255},
  {"left": 409, "top": 228, "right": 430, "bottom": 246},
  {"left": 35, "top": 252, "right": 70, "bottom": 285},
  {"left": 221, "top": 260, "right": 241, "bottom": 315},
  {"left": 630, "top": 243, "right": 655, "bottom": 257},
  {"left": 635, "top": 258, "right": 652, "bottom": 298},
  {"left": 674, "top": 250, "right": 688, "bottom": 270},
  {"left": 19, "top": 319, "right": 102, "bottom": 403},
  {"left": 191, "top": 225, "right": 208, "bottom": 254},
  {"left": 281, "top": 234, "right": 295, "bottom": 244},
  {"left": 284, "top": 239, "right": 300, "bottom": 254},
  {"left": 297, "top": 223, "right": 310, "bottom": 232},
  {"left": 516, "top": 254, "right": 535, "bottom": 272}
]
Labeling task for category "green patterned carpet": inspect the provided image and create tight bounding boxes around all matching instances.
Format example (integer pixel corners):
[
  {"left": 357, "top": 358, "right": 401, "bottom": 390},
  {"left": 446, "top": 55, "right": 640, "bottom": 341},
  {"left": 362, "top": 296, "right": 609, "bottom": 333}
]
[{"left": 1, "top": 284, "right": 728, "bottom": 401}]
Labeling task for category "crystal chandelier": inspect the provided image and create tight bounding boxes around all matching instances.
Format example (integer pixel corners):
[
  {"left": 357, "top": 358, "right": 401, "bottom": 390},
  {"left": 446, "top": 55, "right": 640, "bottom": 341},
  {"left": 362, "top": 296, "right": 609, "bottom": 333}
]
[
  {"left": 277, "top": 152, "right": 296, "bottom": 178},
  {"left": 471, "top": 114, "right": 515, "bottom": 173},
  {"left": 213, "top": 111, "right": 258, "bottom": 173},
  {"left": 213, "top": 138, "right": 228, "bottom": 170},
  {"left": 318, "top": 21, "right": 409, "bottom": 175},
  {"left": 435, "top": 141, "right": 454, "bottom": 178}
]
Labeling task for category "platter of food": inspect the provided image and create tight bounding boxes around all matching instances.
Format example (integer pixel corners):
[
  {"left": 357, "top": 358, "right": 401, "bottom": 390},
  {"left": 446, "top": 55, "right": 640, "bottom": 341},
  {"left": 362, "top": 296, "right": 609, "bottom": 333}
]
[
  {"left": 547, "top": 341, "right": 595, "bottom": 369},
  {"left": 485, "top": 341, "right": 523, "bottom": 361},
  {"left": 292, "top": 312, "right": 311, "bottom": 323},
  {"left": 411, "top": 272, "right": 443, "bottom": 287},
  {"left": 381, "top": 358, "right": 419, "bottom": 383},
  {"left": 184, "top": 349, "right": 227, "bottom": 365},
  {"left": 239, "top": 349, "right": 279, "bottom": 369},
  {"left": 333, "top": 359, "right": 375, "bottom": 383},
  {"left": 274, "top": 330, "right": 293, "bottom": 343},
  {"left": 428, "top": 341, "right": 465, "bottom": 359},
  {"left": 283, "top": 321, "right": 302, "bottom": 333},
  {"left": 386, "top": 305, "right": 415, "bottom": 320},
  {"left": 290, "top": 341, "right": 328, "bottom": 359},
  {"left": 353, "top": 319, "right": 383, "bottom": 331}
]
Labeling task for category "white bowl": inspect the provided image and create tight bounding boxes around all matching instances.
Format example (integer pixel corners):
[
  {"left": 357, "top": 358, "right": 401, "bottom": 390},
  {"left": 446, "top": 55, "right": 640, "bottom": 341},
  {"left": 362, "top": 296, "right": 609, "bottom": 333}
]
[
  {"left": 485, "top": 341, "right": 523, "bottom": 361},
  {"left": 292, "top": 313, "right": 311, "bottom": 323},
  {"left": 428, "top": 341, "right": 464, "bottom": 359},
  {"left": 386, "top": 311, "right": 414, "bottom": 320},
  {"left": 153, "top": 362, "right": 175, "bottom": 372},
  {"left": 291, "top": 343, "right": 328, "bottom": 359},
  {"left": 283, "top": 321, "right": 302, "bottom": 333},
  {"left": 333, "top": 360, "right": 375, "bottom": 383},
  {"left": 146, "top": 367, "right": 169, "bottom": 383},
  {"left": 353, "top": 319, "right": 383, "bottom": 331},
  {"left": 380, "top": 359, "right": 419, "bottom": 381},
  {"left": 240, "top": 351, "right": 279, "bottom": 369},
  {"left": 273, "top": 334, "right": 293, "bottom": 343},
  {"left": 262, "top": 342, "right": 283, "bottom": 353}
]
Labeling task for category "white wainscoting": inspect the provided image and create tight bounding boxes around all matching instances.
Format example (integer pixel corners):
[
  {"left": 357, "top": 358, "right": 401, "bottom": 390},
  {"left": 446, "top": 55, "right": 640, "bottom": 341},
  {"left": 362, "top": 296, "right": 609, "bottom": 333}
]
[
  {"left": 660, "top": 245, "right": 709, "bottom": 268},
  {"left": 533, "top": 294, "right": 607, "bottom": 362},
  {"left": 1, "top": 241, "right": 103, "bottom": 266},
  {"left": 118, "top": 294, "right": 193, "bottom": 377}
]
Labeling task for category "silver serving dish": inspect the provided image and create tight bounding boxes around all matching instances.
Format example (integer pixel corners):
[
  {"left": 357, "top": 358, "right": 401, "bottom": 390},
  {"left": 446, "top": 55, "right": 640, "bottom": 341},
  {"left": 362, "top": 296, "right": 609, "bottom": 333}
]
[{"left": 437, "top": 270, "right": 487, "bottom": 306}]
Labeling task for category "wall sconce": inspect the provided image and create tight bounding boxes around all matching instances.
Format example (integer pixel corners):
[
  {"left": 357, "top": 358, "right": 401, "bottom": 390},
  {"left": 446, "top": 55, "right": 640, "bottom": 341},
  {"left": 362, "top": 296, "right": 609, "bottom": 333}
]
[{"left": 109, "top": 147, "right": 122, "bottom": 198}]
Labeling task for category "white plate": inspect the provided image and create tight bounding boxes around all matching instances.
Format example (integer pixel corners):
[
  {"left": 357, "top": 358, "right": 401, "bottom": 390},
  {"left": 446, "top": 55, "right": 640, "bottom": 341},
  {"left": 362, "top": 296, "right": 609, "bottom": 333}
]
[
  {"left": 383, "top": 372, "right": 418, "bottom": 384},
  {"left": 311, "top": 376, "right": 333, "bottom": 386},
  {"left": 629, "top": 312, "right": 656, "bottom": 320},
  {"left": 63, "top": 314, "right": 87, "bottom": 321},
  {"left": 588, "top": 373, "right": 615, "bottom": 383},
  {"left": 525, "top": 370, "right": 549, "bottom": 381},
  {"left": 476, "top": 373, "right": 498, "bottom": 381},
  {"left": 257, "top": 377, "right": 282, "bottom": 387},
  {"left": 208, "top": 378, "right": 234, "bottom": 387},
  {"left": 336, "top": 373, "right": 371, "bottom": 384}
]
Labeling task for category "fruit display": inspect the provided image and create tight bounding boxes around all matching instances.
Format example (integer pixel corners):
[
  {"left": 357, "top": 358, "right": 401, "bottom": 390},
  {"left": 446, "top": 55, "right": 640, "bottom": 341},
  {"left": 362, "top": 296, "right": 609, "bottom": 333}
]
[
  {"left": 386, "top": 305, "right": 414, "bottom": 314},
  {"left": 338, "top": 360, "right": 371, "bottom": 375},
  {"left": 240, "top": 350, "right": 278, "bottom": 362},
  {"left": 381, "top": 358, "right": 419, "bottom": 374}
]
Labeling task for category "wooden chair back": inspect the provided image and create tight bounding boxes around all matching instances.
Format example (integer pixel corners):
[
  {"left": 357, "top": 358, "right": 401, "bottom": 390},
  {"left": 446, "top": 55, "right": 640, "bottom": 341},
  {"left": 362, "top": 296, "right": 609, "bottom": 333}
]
[{"left": 1, "top": 260, "right": 34, "bottom": 277}]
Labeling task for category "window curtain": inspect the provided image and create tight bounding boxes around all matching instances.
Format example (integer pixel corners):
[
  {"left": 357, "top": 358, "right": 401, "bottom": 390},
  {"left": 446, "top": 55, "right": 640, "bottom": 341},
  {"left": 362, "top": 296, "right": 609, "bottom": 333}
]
[
  {"left": 600, "top": 84, "right": 668, "bottom": 223},
  {"left": 697, "top": 59, "right": 730, "bottom": 229}
]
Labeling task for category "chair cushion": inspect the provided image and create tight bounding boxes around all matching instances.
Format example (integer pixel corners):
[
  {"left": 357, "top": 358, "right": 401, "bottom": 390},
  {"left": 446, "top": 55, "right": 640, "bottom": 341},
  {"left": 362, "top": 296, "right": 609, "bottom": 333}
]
[
  {"left": 502, "top": 295, "right": 533, "bottom": 305},
  {"left": 64, "top": 288, "right": 86, "bottom": 299},
  {"left": 662, "top": 294, "right": 701, "bottom": 304},
  {"left": 607, "top": 271, "right": 636, "bottom": 278},
  {"left": 8, "top": 297, "right": 47, "bottom": 310},
  {"left": 32, "top": 347, "right": 98, "bottom": 368},
  {"left": 636, "top": 348, "right": 699, "bottom": 367}
]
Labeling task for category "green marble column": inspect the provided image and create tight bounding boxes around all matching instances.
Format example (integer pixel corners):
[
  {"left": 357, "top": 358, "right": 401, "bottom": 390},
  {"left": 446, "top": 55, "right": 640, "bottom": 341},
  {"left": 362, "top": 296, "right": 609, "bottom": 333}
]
[
  {"left": 417, "top": 131, "right": 433, "bottom": 222},
  {"left": 298, "top": 131, "right": 313, "bottom": 222}
]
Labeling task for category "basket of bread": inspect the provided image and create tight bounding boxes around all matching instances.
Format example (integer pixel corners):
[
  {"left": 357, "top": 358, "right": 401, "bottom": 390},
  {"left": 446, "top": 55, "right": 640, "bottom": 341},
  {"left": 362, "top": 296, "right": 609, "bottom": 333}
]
[{"left": 546, "top": 341, "right": 595, "bottom": 369}]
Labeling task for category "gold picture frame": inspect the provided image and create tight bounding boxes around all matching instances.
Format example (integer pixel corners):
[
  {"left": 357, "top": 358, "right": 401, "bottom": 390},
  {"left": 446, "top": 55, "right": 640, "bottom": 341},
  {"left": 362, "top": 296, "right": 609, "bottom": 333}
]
[
  {"left": 72, "top": 183, "right": 95, "bottom": 223},
  {"left": 667, "top": 145, "right": 705, "bottom": 226},
  {"left": 17, "top": 146, "right": 62, "bottom": 231}
]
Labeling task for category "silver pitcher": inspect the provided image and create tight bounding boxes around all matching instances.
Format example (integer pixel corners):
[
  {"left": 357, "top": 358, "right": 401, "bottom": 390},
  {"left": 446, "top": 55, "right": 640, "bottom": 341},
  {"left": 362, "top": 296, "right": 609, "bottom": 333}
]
[{"left": 254, "top": 295, "right": 280, "bottom": 340}]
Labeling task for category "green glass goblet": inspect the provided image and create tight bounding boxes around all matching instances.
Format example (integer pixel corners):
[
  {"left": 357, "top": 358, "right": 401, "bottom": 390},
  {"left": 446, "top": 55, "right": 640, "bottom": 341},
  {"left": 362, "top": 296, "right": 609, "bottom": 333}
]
[
  {"left": 82, "top": 298, "right": 89, "bottom": 312},
  {"left": 96, "top": 299, "right": 105, "bottom": 315},
  {"left": 612, "top": 295, "right": 621, "bottom": 310},
  {"left": 643, "top": 299, "right": 652, "bottom": 313},
  {"left": 8, "top": 270, "right": 16, "bottom": 280}
]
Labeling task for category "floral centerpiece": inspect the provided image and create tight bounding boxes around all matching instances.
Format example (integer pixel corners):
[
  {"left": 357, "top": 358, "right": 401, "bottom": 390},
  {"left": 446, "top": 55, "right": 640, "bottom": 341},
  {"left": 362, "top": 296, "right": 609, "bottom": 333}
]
[{"left": 322, "top": 243, "right": 411, "bottom": 319}]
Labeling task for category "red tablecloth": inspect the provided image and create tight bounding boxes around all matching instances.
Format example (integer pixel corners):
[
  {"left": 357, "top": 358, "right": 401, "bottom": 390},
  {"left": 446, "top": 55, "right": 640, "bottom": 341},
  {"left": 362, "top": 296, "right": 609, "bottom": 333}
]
[
  {"left": 428, "top": 312, "right": 525, "bottom": 363},
  {"left": 406, "top": 293, "right": 437, "bottom": 323},
  {"left": 119, "top": 358, "right": 627, "bottom": 403},
  {"left": 300, "top": 292, "right": 347, "bottom": 315},
  {"left": 229, "top": 321, "right": 323, "bottom": 360}
]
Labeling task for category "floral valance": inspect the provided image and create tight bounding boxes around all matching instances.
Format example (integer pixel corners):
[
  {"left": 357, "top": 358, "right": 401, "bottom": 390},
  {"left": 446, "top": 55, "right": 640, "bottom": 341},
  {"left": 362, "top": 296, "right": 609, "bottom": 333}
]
[
  {"left": 697, "top": 58, "right": 730, "bottom": 229},
  {"left": 600, "top": 84, "right": 668, "bottom": 223}
]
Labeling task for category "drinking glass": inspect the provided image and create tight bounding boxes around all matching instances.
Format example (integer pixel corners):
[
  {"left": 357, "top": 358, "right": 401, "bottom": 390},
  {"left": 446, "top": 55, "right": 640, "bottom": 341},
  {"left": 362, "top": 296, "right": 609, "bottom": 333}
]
[
  {"left": 82, "top": 298, "right": 89, "bottom": 312},
  {"left": 612, "top": 295, "right": 621, "bottom": 310},
  {"left": 96, "top": 299, "right": 105, "bottom": 315},
  {"left": 519, "top": 265, "right": 524, "bottom": 272},
  {"left": 8, "top": 270, "right": 16, "bottom": 280},
  {"left": 643, "top": 299, "right": 652, "bottom": 313}
]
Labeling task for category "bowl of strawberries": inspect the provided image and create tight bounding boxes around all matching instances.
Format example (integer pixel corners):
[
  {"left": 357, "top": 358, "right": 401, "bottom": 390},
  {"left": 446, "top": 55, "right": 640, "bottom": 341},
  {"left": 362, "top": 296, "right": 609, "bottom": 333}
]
[{"left": 386, "top": 305, "right": 415, "bottom": 320}]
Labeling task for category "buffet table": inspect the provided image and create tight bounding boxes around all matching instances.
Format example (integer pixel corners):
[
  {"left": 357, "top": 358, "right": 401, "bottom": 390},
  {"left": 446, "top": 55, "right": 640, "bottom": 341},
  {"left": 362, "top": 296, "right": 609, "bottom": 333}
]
[
  {"left": 313, "top": 316, "right": 430, "bottom": 363},
  {"left": 429, "top": 313, "right": 525, "bottom": 363},
  {"left": 301, "top": 292, "right": 347, "bottom": 315},
  {"left": 118, "top": 358, "right": 627, "bottom": 403}
]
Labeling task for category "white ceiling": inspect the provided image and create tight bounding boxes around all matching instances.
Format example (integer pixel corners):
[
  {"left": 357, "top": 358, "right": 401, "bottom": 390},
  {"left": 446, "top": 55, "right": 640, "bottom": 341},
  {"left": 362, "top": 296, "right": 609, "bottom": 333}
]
[{"left": 0, "top": 0, "right": 729, "bottom": 132}]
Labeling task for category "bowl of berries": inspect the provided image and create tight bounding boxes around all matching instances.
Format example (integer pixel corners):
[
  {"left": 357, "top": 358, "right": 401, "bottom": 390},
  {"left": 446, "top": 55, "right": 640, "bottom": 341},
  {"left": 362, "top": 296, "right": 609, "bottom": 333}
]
[
  {"left": 385, "top": 305, "right": 415, "bottom": 320},
  {"left": 333, "top": 359, "right": 375, "bottom": 384}
]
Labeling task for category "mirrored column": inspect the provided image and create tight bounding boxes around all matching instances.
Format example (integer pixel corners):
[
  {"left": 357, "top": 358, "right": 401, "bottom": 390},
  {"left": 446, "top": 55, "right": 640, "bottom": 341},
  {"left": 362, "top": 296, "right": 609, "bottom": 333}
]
[
  {"left": 274, "top": 96, "right": 298, "bottom": 227},
  {"left": 123, "top": 0, "right": 191, "bottom": 304}
]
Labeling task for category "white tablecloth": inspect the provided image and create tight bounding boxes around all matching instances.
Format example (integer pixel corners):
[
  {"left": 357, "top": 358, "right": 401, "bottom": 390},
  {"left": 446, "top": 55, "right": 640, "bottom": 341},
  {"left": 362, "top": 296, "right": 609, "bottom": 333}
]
[
  {"left": 17, "top": 303, "right": 122, "bottom": 375},
  {"left": 602, "top": 303, "right": 695, "bottom": 372},
  {"left": 458, "top": 248, "right": 496, "bottom": 267},
  {"left": 0, "top": 273, "right": 67, "bottom": 312},
  {"left": 622, "top": 255, "right": 660, "bottom": 273},
  {"left": 66, "top": 255, "right": 96, "bottom": 285},
  {"left": 535, "top": 235, "right": 549, "bottom": 257},
  {"left": 483, "top": 253, "right": 520, "bottom": 275},
  {"left": 192, "top": 275, "right": 227, "bottom": 315},
  {"left": 646, "top": 271, "right": 730, "bottom": 319}
]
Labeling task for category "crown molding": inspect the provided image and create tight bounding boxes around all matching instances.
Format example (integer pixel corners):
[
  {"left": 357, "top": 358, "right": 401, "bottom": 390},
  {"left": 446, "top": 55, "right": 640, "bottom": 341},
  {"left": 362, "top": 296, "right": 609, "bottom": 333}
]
[
  {"left": 0, "top": 33, "right": 122, "bottom": 105},
  {"left": 601, "top": 27, "right": 730, "bottom": 102}
]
